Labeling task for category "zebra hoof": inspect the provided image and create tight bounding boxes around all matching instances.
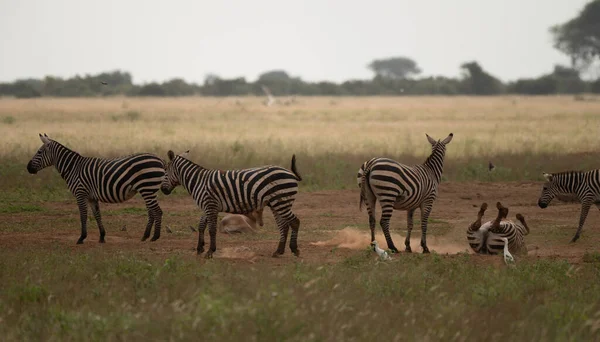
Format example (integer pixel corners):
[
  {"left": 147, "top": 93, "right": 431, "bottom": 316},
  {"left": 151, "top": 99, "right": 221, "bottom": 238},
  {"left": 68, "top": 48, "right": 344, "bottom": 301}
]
[
  {"left": 570, "top": 235, "right": 580, "bottom": 243},
  {"left": 272, "top": 251, "right": 284, "bottom": 258},
  {"left": 141, "top": 236, "right": 149, "bottom": 242},
  {"left": 204, "top": 251, "right": 214, "bottom": 259},
  {"left": 422, "top": 249, "right": 430, "bottom": 254},
  {"left": 76, "top": 240, "right": 84, "bottom": 245},
  {"left": 405, "top": 247, "right": 412, "bottom": 253},
  {"left": 150, "top": 236, "right": 160, "bottom": 242},
  {"left": 99, "top": 238, "right": 105, "bottom": 244},
  {"left": 291, "top": 249, "right": 300, "bottom": 257}
]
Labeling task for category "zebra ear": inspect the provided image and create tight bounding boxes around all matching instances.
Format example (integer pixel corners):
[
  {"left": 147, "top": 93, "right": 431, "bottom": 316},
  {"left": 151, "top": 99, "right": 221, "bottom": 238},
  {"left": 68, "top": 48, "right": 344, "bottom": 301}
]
[
  {"left": 167, "top": 150, "right": 175, "bottom": 161},
  {"left": 543, "top": 173, "right": 553, "bottom": 182},
  {"left": 180, "top": 150, "right": 190, "bottom": 159},
  {"left": 441, "top": 133, "right": 453, "bottom": 144},
  {"left": 426, "top": 134, "right": 437, "bottom": 146},
  {"left": 39, "top": 133, "right": 50, "bottom": 144}
]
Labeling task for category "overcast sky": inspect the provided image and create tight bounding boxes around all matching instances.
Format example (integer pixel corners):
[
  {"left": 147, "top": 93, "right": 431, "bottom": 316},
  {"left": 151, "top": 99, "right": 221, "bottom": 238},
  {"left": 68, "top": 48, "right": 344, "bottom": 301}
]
[{"left": 0, "top": 0, "right": 590, "bottom": 84}]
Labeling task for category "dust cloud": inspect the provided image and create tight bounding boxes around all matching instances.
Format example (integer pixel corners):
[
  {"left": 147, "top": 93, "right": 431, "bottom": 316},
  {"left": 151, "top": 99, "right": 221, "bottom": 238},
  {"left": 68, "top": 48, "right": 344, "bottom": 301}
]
[
  {"left": 310, "top": 227, "right": 471, "bottom": 255},
  {"left": 215, "top": 246, "right": 257, "bottom": 260}
]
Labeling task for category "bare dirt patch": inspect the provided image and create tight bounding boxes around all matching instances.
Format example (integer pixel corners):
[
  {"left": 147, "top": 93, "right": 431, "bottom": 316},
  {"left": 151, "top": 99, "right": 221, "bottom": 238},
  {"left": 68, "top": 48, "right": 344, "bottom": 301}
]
[{"left": 1, "top": 181, "right": 599, "bottom": 265}]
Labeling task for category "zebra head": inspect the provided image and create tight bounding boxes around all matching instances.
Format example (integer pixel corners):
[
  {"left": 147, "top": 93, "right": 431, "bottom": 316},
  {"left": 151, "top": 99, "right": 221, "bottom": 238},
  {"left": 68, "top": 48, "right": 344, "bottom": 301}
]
[
  {"left": 538, "top": 172, "right": 560, "bottom": 208},
  {"left": 27, "top": 133, "right": 54, "bottom": 174},
  {"left": 426, "top": 133, "right": 454, "bottom": 153},
  {"left": 161, "top": 149, "right": 190, "bottom": 195}
]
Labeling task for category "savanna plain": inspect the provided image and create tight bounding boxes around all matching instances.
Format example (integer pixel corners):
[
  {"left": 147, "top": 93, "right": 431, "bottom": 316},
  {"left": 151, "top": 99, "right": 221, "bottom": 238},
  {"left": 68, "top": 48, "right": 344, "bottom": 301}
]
[{"left": 1, "top": 96, "right": 600, "bottom": 341}]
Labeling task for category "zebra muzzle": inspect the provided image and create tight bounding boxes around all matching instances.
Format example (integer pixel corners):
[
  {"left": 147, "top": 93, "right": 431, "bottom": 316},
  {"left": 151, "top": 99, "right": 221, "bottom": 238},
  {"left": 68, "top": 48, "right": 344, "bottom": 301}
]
[{"left": 26, "top": 161, "right": 37, "bottom": 174}]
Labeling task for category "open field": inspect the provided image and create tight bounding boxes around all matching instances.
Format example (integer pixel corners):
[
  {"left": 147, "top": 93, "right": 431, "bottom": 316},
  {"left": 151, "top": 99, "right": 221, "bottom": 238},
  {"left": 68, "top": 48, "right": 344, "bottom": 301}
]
[{"left": 2, "top": 96, "right": 600, "bottom": 340}]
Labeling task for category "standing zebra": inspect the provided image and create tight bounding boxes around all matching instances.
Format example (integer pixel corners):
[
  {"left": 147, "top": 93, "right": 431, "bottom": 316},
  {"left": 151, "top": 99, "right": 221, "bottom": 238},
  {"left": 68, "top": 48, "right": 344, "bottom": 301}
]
[
  {"left": 357, "top": 133, "right": 453, "bottom": 253},
  {"left": 467, "top": 202, "right": 530, "bottom": 255},
  {"left": 160, "top": 150, "right": 302, "bottom": 259},
  {"left": 26, "top": 134, "right": 166, "bottom": 244},
  {"left": 538, "top": 170, "right": 600, "bottom": 242}
]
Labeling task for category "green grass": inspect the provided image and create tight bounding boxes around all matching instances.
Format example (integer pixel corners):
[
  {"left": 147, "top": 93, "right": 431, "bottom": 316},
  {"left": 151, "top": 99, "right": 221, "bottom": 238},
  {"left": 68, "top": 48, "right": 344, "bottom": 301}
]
[
  {"left": 0, "top": 203, "right": 45, "bottom": 214},
  {"left": 0, "top": 248, "right": 599, "bottom": 341}
]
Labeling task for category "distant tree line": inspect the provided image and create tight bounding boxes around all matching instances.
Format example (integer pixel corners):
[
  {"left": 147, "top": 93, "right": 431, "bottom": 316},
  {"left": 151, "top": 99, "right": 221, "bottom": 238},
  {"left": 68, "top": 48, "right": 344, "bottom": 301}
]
[{"left": 1, "top": 0, "right": 599, "bottom": 98}]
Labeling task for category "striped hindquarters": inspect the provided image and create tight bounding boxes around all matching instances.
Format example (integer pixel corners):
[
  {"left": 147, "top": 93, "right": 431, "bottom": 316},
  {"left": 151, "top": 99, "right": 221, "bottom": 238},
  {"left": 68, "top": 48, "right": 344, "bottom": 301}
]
[
  {"left": 80, "top": 153, "right": 166, "bottom": 203},
  {"left": 466, "top": 223, "right": 488, "bottom": 254},
  {"left": 363, "top": 157, "right": 433, "bottom": 210},
  {"left": 204, "top": 165, "right": 300, "bottom": 219},
  {"left": 484, "top": 220, "right": 527, "bottom": 255}
]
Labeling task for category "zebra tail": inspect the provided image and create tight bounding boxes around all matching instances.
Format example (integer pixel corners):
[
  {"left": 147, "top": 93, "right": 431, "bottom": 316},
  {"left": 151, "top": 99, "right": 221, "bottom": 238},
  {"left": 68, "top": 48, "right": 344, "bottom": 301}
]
[
  {"left": 290, "top": 154, "right": 302, "bottom": 181},
  {"left": 359, "top": 165, "right": 372, "bottom": 212}
]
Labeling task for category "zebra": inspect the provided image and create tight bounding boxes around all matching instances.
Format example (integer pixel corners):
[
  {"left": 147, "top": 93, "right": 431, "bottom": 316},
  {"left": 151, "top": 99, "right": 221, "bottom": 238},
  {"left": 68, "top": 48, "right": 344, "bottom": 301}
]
[
  {"left": 357, "top": 133, "right": 453, "bottom": 254},
  {"left": 538, "top": 170, "right": 600, "bottom": 242},
  {"left": 160, "top": 150, "right": 302, "bottom": 259},
  {"left": 26, "top": 133, "right": 166, "bottom": 244},
  {"left": 467, "top": 202, "right": 530, "bottom": 255}
]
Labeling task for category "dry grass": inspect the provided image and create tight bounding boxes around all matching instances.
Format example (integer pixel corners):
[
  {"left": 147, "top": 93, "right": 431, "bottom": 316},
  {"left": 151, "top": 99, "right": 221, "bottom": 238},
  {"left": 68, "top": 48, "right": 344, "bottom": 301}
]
[
  {"left": 2, "top": 95, "right": 600, "bottom": 197},
  {"left": 1, "top": 96, "right": 599, "bottom": 160}
]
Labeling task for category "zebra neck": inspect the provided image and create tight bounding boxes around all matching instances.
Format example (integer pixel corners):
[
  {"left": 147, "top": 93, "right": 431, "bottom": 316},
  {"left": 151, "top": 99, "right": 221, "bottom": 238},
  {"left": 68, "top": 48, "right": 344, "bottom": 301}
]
[
  {"left": 423, "top": 151, "right": 445, "bottom": 183},
  {"left": 179, "top": 162, "right": 207, "bottom": 195},
  {"left": 53, "top": 146, "right": 83, "bottom": 181}
]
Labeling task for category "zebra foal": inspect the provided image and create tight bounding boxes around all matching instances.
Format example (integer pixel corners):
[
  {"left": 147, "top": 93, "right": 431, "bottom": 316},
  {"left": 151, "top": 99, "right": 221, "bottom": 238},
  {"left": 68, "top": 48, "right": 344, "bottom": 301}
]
[
  {"left": 357, "top": 133, "right": 453, "bottom": 253},
  {"left": 26, "top": 134, "right": 166, "bottom": 244},
  {"left": 538, "top": 170, "right": 600, "bottom": 242},
  {"left": 160, "top": 150, "right": 302, "bottom": 259},
  {"left": 467, "top": 202, "right": 530, "bottom": 255}
]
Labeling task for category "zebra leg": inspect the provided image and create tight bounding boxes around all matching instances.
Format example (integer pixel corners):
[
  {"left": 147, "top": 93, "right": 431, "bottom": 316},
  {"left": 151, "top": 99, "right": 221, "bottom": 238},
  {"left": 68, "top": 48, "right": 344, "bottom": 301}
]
[
  {"left": 515, "top": 213, "right": 530, "bottom": 235},
  {"left": 469, "top": 203, "right": 488, "bottom": 231},
  {"left": 89, "top": 200, "right": 106, "bottom": 243},
  {"left": 140, "top": 193, "right": 157, "bottom": 241},
  {"left": 272, "top": 213, "right": 290, "bottom": 257},
  {"left": 405, "top": 209, "right": 415, "bottom": 253},
  {"left": 379, "top": 205, "right": 399, "bottom": 253},
  {"left": 419, "top": 201, "right": 434, "bottom": 253},
  {"left": 196, "top": 214, "right": 207, "bottom": 254},
  {"left": 75, "top": 194, "right": 89, "bottom": 244},
  {"left": 148, "top": 197, "right": 163, "bottom": 242},
  {"left": 363, "top": 189, "right": 377, "bottom": 243},
  {"left": 205, "top": 213, "right": 218, "bottom": 259},
  {"left": 572, "top": 201, "right": 592, "bottom": 243},
  {"left": 289, "top": 215, "right": 301, "bottom": 257}
]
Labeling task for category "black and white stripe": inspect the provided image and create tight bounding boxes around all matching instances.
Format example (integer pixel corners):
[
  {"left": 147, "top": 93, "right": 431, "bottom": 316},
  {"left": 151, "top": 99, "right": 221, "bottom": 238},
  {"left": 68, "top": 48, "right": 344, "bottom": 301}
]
[
  {"left": 161, "top": 150, "right": 302, "bottom": 259},
  {"left": 538, "top": 170, "right": 600, "bottom": 242},
  {"left": 467, "top": 202, "right": 529, "bottom": 255},
  {"left": 26, "top": 134, "right": 166, "bottom": 243},
  {"left": 357, "top": 133, "right": 453, "bottom": 253}
]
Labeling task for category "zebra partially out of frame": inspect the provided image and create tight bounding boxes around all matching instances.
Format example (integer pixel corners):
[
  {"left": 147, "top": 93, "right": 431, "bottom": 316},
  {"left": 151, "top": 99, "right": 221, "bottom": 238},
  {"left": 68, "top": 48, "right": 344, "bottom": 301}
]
[
  {"left": 358, "top": 133, "right": 453, "bottom": 254},
  {"left": 467, "top": 202, "right": 530, "bottom": 255},
  {"left": 26, "top": 134, "right": 166, "bottom": 244},
  {"left": 538, "top": 170, "right": 600, "bottom": 242},
  {"left": 160, "top": 150, "right": 302, "bottom": 259}
]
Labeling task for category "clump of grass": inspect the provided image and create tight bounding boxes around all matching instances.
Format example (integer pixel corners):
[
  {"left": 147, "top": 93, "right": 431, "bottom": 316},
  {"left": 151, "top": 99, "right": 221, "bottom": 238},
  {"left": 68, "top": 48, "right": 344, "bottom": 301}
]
[
  {"left": 111, "top": 110, "right": 141, "bottom": 122},
  {"left": 2, "top": 116, "right": 15, "bottom": 124}
]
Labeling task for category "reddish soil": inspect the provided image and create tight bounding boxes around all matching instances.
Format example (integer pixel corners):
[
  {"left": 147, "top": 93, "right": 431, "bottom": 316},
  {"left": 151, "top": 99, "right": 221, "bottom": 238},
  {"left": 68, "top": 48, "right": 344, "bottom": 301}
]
[{"left": 2, "top": 181, "right": 599, "bottom": 265}]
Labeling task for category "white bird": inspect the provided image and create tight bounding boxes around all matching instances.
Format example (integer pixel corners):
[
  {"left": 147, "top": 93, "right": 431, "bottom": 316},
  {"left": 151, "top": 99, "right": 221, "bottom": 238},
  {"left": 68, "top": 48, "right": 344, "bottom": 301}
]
[
  {"left": 371, "top": 241, "right": 391, "bottom": 261},
  {"left": 502, "top": 237, "right": 515, "bottom": 267},
  {"left": 261, "top": 85, "right": 276, "bottom": 106}
]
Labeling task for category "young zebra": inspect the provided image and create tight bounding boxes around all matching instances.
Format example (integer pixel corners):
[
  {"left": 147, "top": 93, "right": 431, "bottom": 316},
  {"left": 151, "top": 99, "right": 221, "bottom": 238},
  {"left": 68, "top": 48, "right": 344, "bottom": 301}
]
[
  {"left": 467, "top": 202, "right": 530, "bottom": 255},
  {"left": 26, "top": 134, "right": 166, "bottom": 244},
  {"left": 358, "top": 133, "right": 453, "bottom": 254},
  {"left": 538, "top": 170, "right": 600, "bottom": 242},
  {"left": 160, "top": 150, "right": 302, "bottom": 259}
]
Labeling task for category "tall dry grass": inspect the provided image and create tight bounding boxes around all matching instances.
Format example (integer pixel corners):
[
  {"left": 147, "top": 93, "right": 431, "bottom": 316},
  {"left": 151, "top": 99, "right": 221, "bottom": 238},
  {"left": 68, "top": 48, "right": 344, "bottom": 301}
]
[{"left": 1, "top": 96, "right": 599, "bottom": 195}]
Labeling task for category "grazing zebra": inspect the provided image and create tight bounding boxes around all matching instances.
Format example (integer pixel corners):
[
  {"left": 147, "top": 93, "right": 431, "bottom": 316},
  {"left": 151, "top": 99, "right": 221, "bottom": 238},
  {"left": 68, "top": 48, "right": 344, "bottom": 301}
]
[
  {"left": 538, "top": 170, "right": 600, "bottom": 242},
  {"left": 160, "top": 150, "right": 302, "bottom": 259},
  {"left": 26, "top": 134, "right": 166, "bottom": 244},
  {"left": 358, "top": 133, "right": 453, "bottom": 254},
  {"left": 467, "top": 202, "right": 530, "bottom": 255}
]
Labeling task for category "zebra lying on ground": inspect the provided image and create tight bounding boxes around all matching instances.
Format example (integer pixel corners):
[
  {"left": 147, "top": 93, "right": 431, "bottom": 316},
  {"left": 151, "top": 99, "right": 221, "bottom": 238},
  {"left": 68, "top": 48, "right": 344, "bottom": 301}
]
[
  {"left": 357, "top": 133, "right": 453, "bottom": 254},
  {"left": 467, "top": 202, "right": 530, "bottom": 255},
  {"left": 220, "top": 209, "right": 264, "bottom": 234},
  {"left": 538, "top": 170, "right": 600, "bottom": 242},
  {"left": 26, "top": 134, "right": 166, "bottom": 244},
  {"left": 160, "top": 150, "right": 302, "bottom": 259}
]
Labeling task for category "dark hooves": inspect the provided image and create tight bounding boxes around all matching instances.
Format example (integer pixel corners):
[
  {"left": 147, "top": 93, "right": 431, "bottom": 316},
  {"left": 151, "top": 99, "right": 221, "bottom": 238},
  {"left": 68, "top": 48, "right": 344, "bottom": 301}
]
[
  {"left": 292, "top": 249, "right": 300, "bottom": 257},
  {"left": 422, "top": 249, "right": 431, "bottom": 254},
  {"left": 405, "top": 247, "right": 412, "bottom": 253},
  {"left": 99, "top": 239, "right": 105, "bottom": 244},
  {"left": 76, "top": 240, "right": 84, "bottom": 245},
  {"left": 150, "top": 236, "right": 160, "bottom": 242}
]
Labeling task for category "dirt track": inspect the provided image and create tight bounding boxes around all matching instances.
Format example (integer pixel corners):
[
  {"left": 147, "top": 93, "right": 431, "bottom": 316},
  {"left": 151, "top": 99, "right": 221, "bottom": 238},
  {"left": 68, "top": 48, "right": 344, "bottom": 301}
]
[{"left": 2, "top": 182, "right": 599, "bottom": 265}]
